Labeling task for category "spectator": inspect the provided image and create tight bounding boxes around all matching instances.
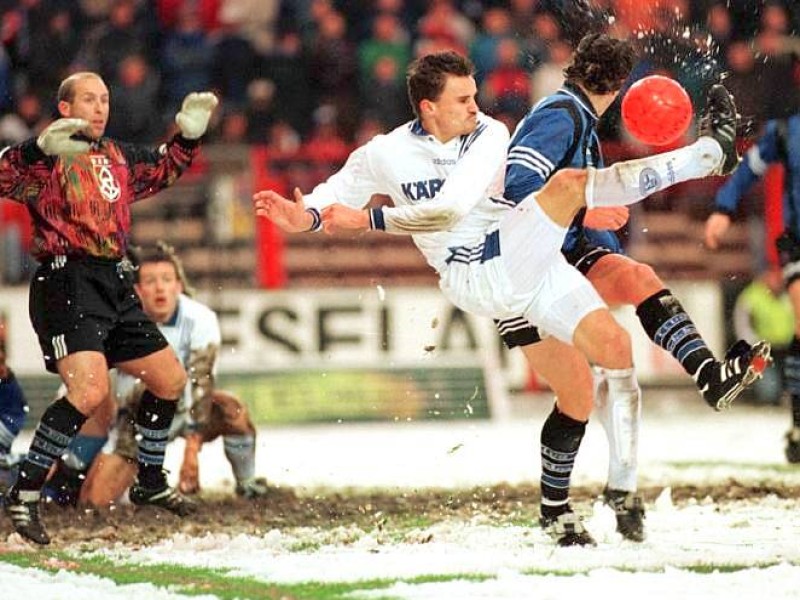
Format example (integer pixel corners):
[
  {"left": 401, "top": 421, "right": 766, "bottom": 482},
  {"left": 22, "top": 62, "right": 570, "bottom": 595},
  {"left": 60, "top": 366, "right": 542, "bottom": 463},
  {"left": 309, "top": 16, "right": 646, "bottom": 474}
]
[
  {"left": 480, "top": 37, "right": 530, "bottom": 124},
  {"left": 733, "top": 266, "right": 794, "bottom": 404},
  {"left": 357, "top": 11, "right": 410, "bottom": 90},
  {"left": 244, "top": 78, "right": 277, "bottom": 144},
  {"left": 210, "top": 23, "right": 258, "bottom": 110},
  {"left": 26, "top": 7, "right": 81, "bottom": 103},
  {"left": 107, "top": 54, "right": 162, "bottom": 143},
  {"left": 159, "top": 6, "right": 214, "bottom": 119},
  {"left": 362, "top": 55, "right": 409, "bottom": 130},
  {"left": 304, "top": 10, "right": 358, "bottom": 137},
  {"left": 469, "top": 6, "right": 513, "bottom": 86},
  {"left": 260, "top": 30, "right": 312, "bottom": 135}
]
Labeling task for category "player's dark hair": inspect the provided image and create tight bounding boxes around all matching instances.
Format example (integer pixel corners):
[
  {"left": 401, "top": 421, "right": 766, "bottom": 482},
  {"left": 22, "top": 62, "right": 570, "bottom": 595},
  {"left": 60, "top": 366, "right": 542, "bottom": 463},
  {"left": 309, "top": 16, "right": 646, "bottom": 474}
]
[
  {"left": 564, "top": 33, "right": 635, "bottom": 94},
  {"left": 407, "top": 51, "right": 474, "bottom": 119},
  {"left": 128, "top": 241, "right": 196, "bottom": 297}
]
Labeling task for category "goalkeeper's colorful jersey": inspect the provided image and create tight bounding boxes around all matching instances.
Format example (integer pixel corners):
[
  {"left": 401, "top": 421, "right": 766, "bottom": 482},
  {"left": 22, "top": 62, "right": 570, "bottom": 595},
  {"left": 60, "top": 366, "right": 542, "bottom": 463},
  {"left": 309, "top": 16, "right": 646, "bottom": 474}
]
[
  {"left": 302, "top": 112, "right": 510, "bottom": 274},
  {"left": 0, "top": 134, "right": 199, "bottom": 260},
  {"left": 504, "top": 82, "right": 622, "bottom": 255}
]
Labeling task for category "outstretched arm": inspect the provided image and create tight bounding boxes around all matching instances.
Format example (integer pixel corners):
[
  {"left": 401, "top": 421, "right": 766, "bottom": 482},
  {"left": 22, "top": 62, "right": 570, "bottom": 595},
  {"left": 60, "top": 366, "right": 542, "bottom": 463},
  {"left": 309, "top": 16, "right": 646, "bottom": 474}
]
[{"left": 253, "top": 187, "right": 318, "bottom": 232}]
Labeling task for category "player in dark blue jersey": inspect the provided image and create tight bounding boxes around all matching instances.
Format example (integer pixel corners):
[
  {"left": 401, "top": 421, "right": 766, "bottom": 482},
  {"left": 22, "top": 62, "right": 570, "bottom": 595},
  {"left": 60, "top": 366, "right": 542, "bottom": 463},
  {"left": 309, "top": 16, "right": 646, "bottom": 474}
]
[
  {"left": 496, "top": 33, "right": 770, "bottom": 543},
  {"left": 705, "top": 111, "right": 800, "bottom": 463}
]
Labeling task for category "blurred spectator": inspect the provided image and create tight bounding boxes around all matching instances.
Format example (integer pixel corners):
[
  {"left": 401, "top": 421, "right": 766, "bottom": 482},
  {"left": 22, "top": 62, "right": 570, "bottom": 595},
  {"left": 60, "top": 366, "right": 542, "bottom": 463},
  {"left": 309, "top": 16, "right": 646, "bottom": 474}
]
[
  {"left": 357, "top": 11, "right": 410, "bottom": 89},
  {"left": 0, "top": 91, "right": 45, "bottom": 145},
  {"left": 304, "top": 9, "right": 359, "bottom": 138},
  {"left": 0, "top": 46, "right": 15, "bottom": 114},
  {"left": 705, "top": 2, "right": 733, "bottom": 55},
  {"left": 26, "top": 7, "right": 81, "bottom": 103},
  {"left": 416, "top": 0, "right": 474, "bottom": 56},
  {"left": 530, "top": 39, "right": 572, "bottom": 105},
  {"left": 218, "top": 109, "right": 249, "bottom": 144},
  {"left": 210, "top": 22, "right": 258, "bottom": 110},
  {"left": 480, "top": 37, "right": 530, "bottom": 124},
  {"left": 82, "top": 0, "right": 150, "bottom": 83},
  {"left": 722, "top": 40, "right": 767, "bottom": 130},
  {"left": 156, "top": 0, "right": 220, "bottom": 32},
  {"left": 107, "top": 54, "right": 162, "bottom": 143},
  {"left": 244, "top": 78, "right": 276, "bottom": 144},
  {"left": 260, "top": 31, "right": 312, "bottom": 135},
  {"left": 362, "top": 55, "right": 409, "bottom": 130},
  {"left": 159, "top": 6, "right": 214, "bottom": 118},
  {"left": 216, "top": 0, "right": 282, "bottom": 55},
  {"left": 266, "top": 120, "right": 302, "bottom": 160},
  {"left": 469, "top": 6, "right": 513, "bottom": 85},
  {"left": 353, "top": 113, "right": 387, "bottom": 146},
  {"left": 302, "top": 103, "right": 350, "bottom": 168},
  {"left": 733, "top": 266, "right": 794, "bottom": 404},
  {"left": 508, "top": 0, "right": 539, "bottom": 39}
]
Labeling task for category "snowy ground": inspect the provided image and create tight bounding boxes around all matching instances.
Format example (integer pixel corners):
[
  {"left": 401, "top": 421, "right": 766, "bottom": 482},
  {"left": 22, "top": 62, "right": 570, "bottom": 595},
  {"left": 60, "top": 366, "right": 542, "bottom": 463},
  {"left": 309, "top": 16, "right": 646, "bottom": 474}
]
[{"left": 3, "top": 389, "right": 800, "bottom": 598}]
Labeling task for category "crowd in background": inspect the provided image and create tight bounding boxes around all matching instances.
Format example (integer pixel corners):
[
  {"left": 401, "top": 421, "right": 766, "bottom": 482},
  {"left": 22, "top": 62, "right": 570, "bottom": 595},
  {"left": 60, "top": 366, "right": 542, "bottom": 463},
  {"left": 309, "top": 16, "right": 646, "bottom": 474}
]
[
  {"left": 1, "top": 1, "right": 798, "bottom": 150},
  {"left": 0, "top": 0, "right": 798, "bottom": 284}
]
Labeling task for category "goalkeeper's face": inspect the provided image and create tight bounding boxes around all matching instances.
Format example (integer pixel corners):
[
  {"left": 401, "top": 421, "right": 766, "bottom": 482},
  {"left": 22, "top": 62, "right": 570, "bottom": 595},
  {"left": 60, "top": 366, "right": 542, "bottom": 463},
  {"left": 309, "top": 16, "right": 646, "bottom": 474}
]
[{"left": 61, "top": 75, "right": 109, "bottom": 140}]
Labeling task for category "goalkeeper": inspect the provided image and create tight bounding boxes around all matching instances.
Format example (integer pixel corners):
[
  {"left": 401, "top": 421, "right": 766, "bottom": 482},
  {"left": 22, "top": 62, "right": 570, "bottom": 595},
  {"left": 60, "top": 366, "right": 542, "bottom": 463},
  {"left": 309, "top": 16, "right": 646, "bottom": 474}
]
[{"left": 0, "top": 71, "right": 218, "bottom": 545}]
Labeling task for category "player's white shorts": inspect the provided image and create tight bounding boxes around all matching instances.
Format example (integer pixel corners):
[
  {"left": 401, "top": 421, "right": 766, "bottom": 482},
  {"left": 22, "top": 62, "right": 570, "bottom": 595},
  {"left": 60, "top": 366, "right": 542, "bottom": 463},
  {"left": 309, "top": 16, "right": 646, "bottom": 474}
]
[{"left": 439, "top": 195, "right": 606, "bottom": 343}]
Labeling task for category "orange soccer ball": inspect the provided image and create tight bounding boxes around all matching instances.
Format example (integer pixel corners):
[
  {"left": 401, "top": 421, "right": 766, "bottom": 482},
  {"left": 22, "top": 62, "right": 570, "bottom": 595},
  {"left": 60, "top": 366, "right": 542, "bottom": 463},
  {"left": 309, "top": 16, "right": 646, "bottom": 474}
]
[{"left": 621, "top": 75, "right": 693, "bottom": 146}]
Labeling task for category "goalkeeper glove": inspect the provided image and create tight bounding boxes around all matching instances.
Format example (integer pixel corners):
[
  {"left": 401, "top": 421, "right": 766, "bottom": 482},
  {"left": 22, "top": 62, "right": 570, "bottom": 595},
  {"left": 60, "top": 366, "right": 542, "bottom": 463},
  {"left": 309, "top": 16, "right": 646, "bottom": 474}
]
[
  {"left": 36, "top": 119, "right": 90, "bottom": 156},
  {"left": 175, "top": 92, "right": 219, "bottom": 140}
]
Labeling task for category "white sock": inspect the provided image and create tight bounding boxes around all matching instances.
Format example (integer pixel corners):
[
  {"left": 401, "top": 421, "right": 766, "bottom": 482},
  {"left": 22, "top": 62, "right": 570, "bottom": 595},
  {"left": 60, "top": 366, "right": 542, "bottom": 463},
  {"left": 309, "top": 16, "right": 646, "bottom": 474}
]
[
  {"left": 223, "top": 434, "right": 256, "bottom": 482},
  {"left": 586, "top": 137, "right": 723, "bottom": 209},
  {"left": 594, "top": 366, "right": 641, "bottom": 492}
]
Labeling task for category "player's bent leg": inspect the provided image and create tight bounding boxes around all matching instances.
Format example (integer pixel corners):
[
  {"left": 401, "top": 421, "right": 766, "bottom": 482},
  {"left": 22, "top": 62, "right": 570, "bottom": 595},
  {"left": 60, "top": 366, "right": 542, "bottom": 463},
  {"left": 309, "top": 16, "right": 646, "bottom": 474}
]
[
  {"left": 80, "top": 453, "right": 137, "bottom": 507},
  {"left": 572, "top": 309, "right": 633, "bottom": 371},
  {"left": 45, "top": 393, "right": 116, "bottom": 506},
  {"left": 519, "top": 339, "right": 593, "bottom": 421},
  {"left": 118, "top": 349, "right": 196, "bottom": 516},
  {"left": 4, "top": 351, "right": 104, "bottom": 545}
]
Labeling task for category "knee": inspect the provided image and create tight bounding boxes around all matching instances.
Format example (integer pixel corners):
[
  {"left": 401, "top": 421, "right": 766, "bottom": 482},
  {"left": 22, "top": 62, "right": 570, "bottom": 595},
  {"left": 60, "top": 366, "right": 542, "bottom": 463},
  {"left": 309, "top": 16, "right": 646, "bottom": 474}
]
[
  {"left": 596, "top": 326, "right": 633, "bottom": 369},
  {"left": 547, "top": 169, "right": 588, "bottom": 202},
  {"left": 160, "top": 365, "right": 188, "bottom": 400},
  {"left": 625, "top": 262, "right": 661, "bottom": 295},
  {"left": 65, "top": 378, "right": 110, "bottom": 415}
]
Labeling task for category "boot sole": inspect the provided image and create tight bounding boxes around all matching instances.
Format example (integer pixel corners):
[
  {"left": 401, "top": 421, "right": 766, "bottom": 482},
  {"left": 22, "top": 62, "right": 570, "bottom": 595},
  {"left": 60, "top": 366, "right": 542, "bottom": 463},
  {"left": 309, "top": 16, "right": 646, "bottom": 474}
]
[{"left": 715, "top": 343, "right": 773, "bottom": 411}]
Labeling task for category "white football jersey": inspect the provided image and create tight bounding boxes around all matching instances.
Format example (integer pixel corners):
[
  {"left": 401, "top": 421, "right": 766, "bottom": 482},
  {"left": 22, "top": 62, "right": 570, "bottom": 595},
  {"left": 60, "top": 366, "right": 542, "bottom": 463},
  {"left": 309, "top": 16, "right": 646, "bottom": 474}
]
[
  {"left": 303, "top": 113, "right": 512, "bottom": 273},
  {"left": 114, "top": 294, "right": 221, "bottom": 421}
]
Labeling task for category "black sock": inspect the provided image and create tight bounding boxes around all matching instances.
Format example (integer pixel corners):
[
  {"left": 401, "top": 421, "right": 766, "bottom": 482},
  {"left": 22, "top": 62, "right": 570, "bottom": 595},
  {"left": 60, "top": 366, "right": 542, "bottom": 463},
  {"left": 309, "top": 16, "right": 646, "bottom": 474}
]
[
  {"left": 785, "top": 337, "right": 800, "bottom": 428},
  {"left": 636, "top": 290, "right": 715, "bottom": 380},
  {"left": 16, "top": 397, "right": 87, "bottom": 492},
  {"left": 540, "top": 405, "right": 586, "bottom": 520},
  {"left": 135, "top": 391, "right": 177, "bottom": 489}
]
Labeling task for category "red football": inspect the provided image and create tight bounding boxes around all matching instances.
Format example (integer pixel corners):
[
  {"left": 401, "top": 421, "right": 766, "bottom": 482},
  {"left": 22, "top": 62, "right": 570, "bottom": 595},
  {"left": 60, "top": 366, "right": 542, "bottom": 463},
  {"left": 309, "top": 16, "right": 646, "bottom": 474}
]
[{"left": 621, "top": 75, "right": 693, "bottom": 146}]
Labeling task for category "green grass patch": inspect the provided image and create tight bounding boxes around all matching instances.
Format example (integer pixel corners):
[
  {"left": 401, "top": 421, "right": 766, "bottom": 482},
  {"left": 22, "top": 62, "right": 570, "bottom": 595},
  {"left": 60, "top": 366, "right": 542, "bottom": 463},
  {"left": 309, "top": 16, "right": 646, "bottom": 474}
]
[{"left": 0, "top": 550, "right": 493, "bottom": 600}]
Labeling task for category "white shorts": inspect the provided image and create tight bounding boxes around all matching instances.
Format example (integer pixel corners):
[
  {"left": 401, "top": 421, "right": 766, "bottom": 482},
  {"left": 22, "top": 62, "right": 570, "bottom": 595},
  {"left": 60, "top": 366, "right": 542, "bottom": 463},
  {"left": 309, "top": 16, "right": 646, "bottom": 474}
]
[{"left": 439, "top": 195, "right": 606, "bottom": 343}]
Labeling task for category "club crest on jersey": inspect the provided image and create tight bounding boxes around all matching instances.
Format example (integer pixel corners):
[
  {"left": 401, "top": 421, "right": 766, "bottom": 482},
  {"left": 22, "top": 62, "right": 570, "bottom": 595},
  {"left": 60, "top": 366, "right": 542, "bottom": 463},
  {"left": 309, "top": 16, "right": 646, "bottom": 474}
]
[
  {"left": 638, "top": 167, "right": 661, "bottom": 195},
  {"left": 401, "top": 178, "right": 444, "bottom": 202},
  {"left": 91, "top": 155, "right": 121, "bottom": 202}
]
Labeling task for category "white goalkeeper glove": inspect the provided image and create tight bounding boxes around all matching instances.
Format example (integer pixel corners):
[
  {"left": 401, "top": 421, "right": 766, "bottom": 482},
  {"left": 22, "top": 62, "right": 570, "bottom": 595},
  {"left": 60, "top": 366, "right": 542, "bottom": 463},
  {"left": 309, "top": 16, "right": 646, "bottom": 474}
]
[
  {"left": 36, "top": 118, "right": 90, "bottom": 156},
  {"left": 175, "top": 92, "right": 219, "bottom": 140}
]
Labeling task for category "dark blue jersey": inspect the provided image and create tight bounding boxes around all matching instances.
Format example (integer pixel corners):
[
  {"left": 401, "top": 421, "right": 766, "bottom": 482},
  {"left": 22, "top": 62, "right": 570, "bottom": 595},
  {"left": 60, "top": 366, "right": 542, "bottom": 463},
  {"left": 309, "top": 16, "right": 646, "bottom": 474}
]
[
  {"left": 504, "top": 82, "right": 623, "bottom": 254},
  {"left": 714, "top": 114, "right": 800, "bottom": 239}
]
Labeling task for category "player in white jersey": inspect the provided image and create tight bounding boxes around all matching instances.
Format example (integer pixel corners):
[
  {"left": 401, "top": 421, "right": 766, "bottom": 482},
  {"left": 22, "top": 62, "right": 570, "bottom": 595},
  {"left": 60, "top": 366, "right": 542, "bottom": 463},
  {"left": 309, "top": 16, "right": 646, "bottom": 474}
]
[
  {"left": 253, "top": 51, "right": 762, "bottom": 545},
  {"left": 48, "top": 242, "right": 268, "bottom": 507}
]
